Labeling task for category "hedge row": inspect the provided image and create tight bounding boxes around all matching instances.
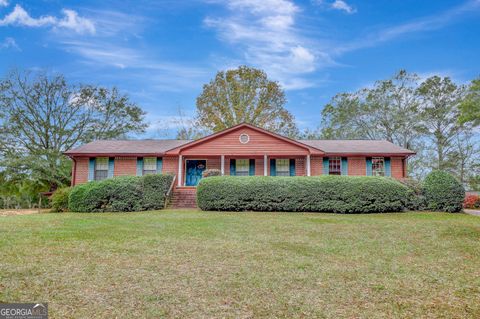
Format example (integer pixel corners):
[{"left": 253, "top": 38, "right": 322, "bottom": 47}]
[
  {"left": 197, "top": 175, "right": 415, "bottom": 213},
  {"left": 68, "top": 174, "right": 174, "bottom": 212}
]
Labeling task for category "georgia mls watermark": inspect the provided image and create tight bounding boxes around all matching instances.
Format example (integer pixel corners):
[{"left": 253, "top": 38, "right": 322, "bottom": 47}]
[{"left": 0, "top": 303, "right": 48, "bottom": 319}]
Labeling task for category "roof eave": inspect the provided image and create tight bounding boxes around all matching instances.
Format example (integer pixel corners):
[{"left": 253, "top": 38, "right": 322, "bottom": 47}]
[{"left": 64, "top": 152, "right": 166, "bottom": 157}]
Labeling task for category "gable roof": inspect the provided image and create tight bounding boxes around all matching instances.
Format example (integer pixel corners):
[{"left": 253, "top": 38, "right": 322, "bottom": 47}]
[
  {"left": 64, "top": 123, "right": 415, "bottom": 157},
  {"left": 165, "top": 123, "right": 323, "bottom": 155},
  {"left": 299, "top": 140, "right": 415, "bottom": 156}
]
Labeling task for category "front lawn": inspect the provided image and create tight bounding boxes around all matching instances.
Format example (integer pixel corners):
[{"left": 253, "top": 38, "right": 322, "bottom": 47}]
[{"left": 1, "top": 211, "right": 479, "bottom": 318}]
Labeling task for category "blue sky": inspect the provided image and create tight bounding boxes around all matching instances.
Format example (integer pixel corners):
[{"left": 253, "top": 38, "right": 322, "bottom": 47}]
[{"left": 1, "top": 0, "right": 480, "bottom": 138}]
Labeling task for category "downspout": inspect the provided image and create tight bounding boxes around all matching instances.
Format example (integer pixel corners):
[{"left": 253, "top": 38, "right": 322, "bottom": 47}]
[{"left": 70, "top": 156, "right": 77, "bottom": 187}]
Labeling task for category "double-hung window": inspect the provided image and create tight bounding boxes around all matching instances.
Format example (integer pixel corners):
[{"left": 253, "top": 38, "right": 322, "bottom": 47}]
[
  {"left": 95, "top": 157, "right": 109, "bottom": 181},
  {"left": 329, "top": 157, "right": 341, "bottom": 175},
  {"left": 372, "top": 157, "right": 385, "bottom": 176},
  {"left": 236, "top": 159, "right": 250, "bottom": 176},
  {"left": 276, "top": 159, "right": 290, "bottom": 176},
  {"left": 143, "top": 157, "right": 157, "bottom": 175}
]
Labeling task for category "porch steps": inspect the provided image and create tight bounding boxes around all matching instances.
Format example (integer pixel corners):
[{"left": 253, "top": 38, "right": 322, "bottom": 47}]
[{"left": 169, "top": 187, "right": 198, "bottom": 209}]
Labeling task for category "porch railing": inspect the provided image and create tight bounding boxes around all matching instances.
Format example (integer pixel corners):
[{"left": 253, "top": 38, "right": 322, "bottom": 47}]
[{"left": 164, "top": 174, "right": 176, "bottom": 209}]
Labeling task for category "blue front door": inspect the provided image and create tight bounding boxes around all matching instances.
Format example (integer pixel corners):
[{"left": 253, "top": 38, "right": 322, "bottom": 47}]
[{"left": 185, "top": 160, "right": 207, "bottom": 186}]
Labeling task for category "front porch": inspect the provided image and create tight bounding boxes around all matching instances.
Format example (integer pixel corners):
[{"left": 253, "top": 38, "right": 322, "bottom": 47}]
[{"left": 176, "top": 154, "right": 312, "bottom": 187}]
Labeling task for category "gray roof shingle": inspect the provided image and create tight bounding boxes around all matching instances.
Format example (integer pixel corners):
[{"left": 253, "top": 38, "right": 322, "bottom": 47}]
[
  {"left": 65, "top": 138, "right": 414, "bottom": 156},
  {"left": 64, "top": 139, "right": 192, "bottom": 155},
  {"left": 298, "top": 139, "right": 415, "bottom": 155}
]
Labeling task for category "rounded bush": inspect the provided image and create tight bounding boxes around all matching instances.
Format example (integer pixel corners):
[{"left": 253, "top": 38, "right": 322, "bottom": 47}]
[
  {"left": 423, "top": 171, "right": 465, "bottom": 213},
  {"left": 68, "top": 174, "right": 174, "bottom": 212},
  {"left": 50, "top": 187, "right": 71, "bottom": 212},
  {"left": 197, "top": 176, "right": 413, "bottom": 214}
]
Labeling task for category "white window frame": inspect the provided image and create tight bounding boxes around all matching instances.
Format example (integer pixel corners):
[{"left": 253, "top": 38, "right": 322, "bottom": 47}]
[
  {"left": 276, "top": 159, "right": 290, "bottom": 176},
  {"left": 329, "top": 157, "right": 341, "bottom": 175},
  {"left": 143, "top": 157, "right": 157, "bottom": 175},
  {"left": 236, "top": 159, "right": 249, "bottom": 176},
  {"left": 95, "top": 157, "right": 109, "bottom": 181},
  {"left": 372, "top": 157, "right": 385, "bottom": 176}
]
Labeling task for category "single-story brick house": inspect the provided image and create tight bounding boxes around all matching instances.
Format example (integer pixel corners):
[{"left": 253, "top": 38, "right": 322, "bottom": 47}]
[{"left": 65, "top": 123, "right": 415, "bottom": 190}]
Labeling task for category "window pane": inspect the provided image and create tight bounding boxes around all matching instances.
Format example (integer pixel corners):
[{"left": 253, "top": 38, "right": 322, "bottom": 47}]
[
  {"left": 95, "top": 170, "right": 108, "bottom": 181},
  {"left": 236, "top": 159, "right": 249, "bottom": 176},
  {"left": 372, "top": 157, "right": 385, "bottom": 176},
  {"left": 143, "top": 157, "right": 157, "bottom": 171},
  {"left": 329, "top": 157, "right": 341, "bottom": 175},
  {"left": 95, "top": 157, "right": 109, "bottom": 170},
  {"left": 276, "top": 159, "right": 289, "bottom": 176}
]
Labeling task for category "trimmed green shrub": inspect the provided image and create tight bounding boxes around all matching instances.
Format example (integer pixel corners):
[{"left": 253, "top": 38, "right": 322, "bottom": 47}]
[
  {"left": 398, "top": 178, "right": 427, "bottom": 211},
  {"left": 68, "top": 174, "right": 174, "bottom": 212},
  {"left": 202, "top": 169, "right": 221, "bottom": 178},
  {"left": 197, "top": 176, "right": 413, "bottom": 213},
  {"left": 424, "top": 171, "right": 465, "bottom": 213},
  {"left": 141, "top": 173, "right": 175, "bottom": 210},
  {"left": 50, "top": 187, "right": 71, "bottom": 212}
]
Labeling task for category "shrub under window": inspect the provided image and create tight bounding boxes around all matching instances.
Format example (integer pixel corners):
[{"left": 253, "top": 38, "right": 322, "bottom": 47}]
[
  {"left": 197, "top": 175, "right": 413, "bottom": 214},
  {"left": 68, "top": 174, "right": 174, "bottom": 213}
]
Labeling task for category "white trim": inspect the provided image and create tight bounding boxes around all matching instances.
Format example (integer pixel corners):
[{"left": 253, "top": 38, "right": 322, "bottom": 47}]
[
  {"left": 264, "top": 154, "right": 267, "bottom": 176},
  {"left": 306, "top": 155, "right": 311, "bottom": 176},
  {"left": 221, "top": 155, "right": 225, "bottom": 175},
  {"left": 239, "top": 133, "right": 250, "bottom": 144},
  {"left": 178, "top": 155, "right": 182, "bottom": 187}
]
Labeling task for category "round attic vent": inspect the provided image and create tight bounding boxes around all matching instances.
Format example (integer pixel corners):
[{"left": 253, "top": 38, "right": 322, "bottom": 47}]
[{"left": 239, "top": 133, "right": 250, "bottom": 144}]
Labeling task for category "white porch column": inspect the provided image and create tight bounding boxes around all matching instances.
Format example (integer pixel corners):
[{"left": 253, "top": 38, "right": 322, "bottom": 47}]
[
  {"left": 264, "top": 154, "right": 268, "bottom": 176},
  {"left": 221, "top": 155, "right": 225, "bottom": 175},
  {"left": 306, "top": 155, "right": 311, "bottom": 176},
  {"left": 177, "top": 155, "right": 183, "bottom": 186}
]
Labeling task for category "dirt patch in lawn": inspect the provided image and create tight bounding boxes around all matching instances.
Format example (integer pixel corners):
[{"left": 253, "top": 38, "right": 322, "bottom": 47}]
[{"left": 0, "top": 209, "right": 49, "bottom": 216}]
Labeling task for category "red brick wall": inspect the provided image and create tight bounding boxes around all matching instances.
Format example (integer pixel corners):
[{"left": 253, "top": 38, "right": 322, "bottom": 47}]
[
  {"left": 114, "top": 157, "right": 137, "bottom": 177},
  {"left": 74, "top": 157, "right": 89, "bottom": 185},
  {"left": 391, "top": 157, "right": 405, "bottom": 179},
  {"left": 348, "top": 157, "right": 366, "bottom": 176},
  {"left": 311, "top": 156, "right": 323, "bottom": 176},
  {"left": 295, "top": 157, "right": 306, "bottom": 176},
  {"left": 255, "top": 157, "right": 264, "bottom": 176},
  {"left": 162, "top": 156, "right": 178, "bottom": 174}
]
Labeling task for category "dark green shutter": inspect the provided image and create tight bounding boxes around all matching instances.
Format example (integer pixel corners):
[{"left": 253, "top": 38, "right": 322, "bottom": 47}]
[
  {"left": 289, "top": 159, "right": 295, "bottom": 176},
  {"left": 230, "top": 159, "right": 236, "bottom": 176},
  {"left": 270, "top": 159, "right": 276, "bottom": 176},
  {"left": 108, "top": 158, "right": 114, "bottom": 178},
  {"left": 136, "top": 158, "right": 143, "bottom": 176},
  {"left": 341, "top": 157, "right": 348, "bottom": 175},
  {"left": 249, "top": 159, "right": 255, "bottom": 176},
  {"left": 366, "top": 157, "right": 372, "bottom": 176},
  {"left": 157, "top": 157, "right": 163, "bottom": 174},
  {"left": 88, "top": 158, "right": 95, "bottom": 181},
  {"left": 385, "top": 157, "right": 391, "bottom": 177},
  {"left": 322, "top": 158, "right": 329, "bottom": 175}
]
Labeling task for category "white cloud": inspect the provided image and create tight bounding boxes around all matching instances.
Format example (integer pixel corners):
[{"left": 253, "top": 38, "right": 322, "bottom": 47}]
[
  {"left": 0, "top": 4, "right": 95, "bottom": 34},
  {"left": 62, "top": 40, "right": 209, "bottom": 91},
  {"left": 331, "top": 0, "right": 356, "bottom": 14},
  {"left": 205, "top": 0, "right": 330, "bottom": 90},
  {"left": 57, "top": 9, "right": 95, "bottom": 34},
  {"left": 335, "top": 0, "right": 480, "bottom": 54},
  {"left": 0, "top": 5, "right": 56, "bottom": 27},
  {"left": 0, "top": 37, "right": 20, "bottom": 50},
  {"left": 0, "top": 0, "right": 8, "bottom": 7}
]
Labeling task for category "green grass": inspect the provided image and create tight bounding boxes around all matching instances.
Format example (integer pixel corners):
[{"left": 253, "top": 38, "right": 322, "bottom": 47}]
[{"left": 1, "top": 210, "right": 479, "bottom": 318}]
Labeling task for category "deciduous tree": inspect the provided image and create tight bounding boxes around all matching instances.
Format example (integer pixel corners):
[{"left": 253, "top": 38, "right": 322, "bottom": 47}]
[
  {"left": 0, "top": 69, "right": 147, "bottom": 191},
  {"left": 196, "top": 66, "right": 298, "bottom": 137}
]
